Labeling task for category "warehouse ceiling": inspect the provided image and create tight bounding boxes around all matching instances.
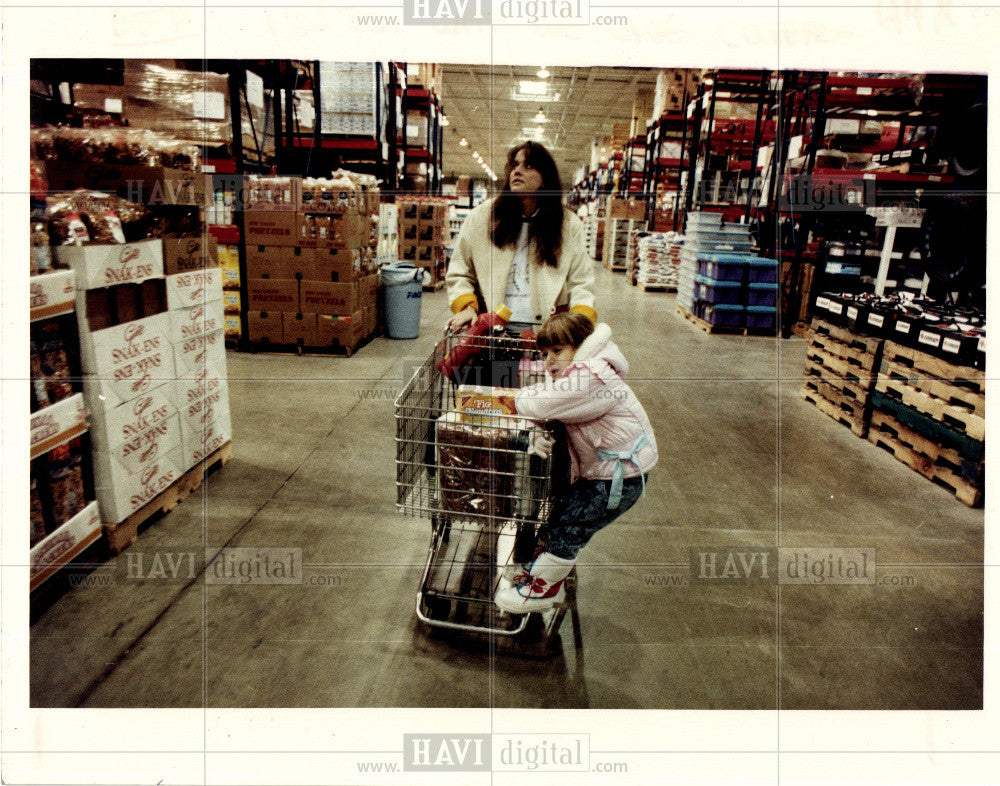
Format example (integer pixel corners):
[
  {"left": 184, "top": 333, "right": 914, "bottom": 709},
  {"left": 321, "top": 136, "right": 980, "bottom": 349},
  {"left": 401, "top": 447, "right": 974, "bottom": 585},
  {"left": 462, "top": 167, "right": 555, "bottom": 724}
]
[{"left": 438, "top": 64, "right": 663, "bottom": 186}]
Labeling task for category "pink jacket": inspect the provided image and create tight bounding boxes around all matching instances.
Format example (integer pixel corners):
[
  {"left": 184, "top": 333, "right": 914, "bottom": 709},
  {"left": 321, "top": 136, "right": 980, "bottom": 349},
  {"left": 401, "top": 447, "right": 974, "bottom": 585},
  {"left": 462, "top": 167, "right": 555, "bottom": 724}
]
[{"left": 515, "top": 324, "right": 658, "bottom": 483}]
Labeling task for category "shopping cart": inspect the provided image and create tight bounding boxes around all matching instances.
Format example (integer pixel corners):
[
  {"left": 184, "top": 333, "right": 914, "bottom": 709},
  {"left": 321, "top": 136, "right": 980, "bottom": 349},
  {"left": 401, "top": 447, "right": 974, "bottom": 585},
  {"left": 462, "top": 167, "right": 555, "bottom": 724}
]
[{"left": 394, "top": 329, "right": 575, "bottom": 654}]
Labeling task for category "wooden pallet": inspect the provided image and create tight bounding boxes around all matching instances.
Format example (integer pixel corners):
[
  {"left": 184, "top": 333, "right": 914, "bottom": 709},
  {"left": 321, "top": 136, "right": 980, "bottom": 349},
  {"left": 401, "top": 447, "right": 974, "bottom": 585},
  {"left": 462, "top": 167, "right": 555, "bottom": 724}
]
[
  {"left": 868, "top": 411, "right": 983, "bottom": 507},
  {"left": 104, "top": 441, "right": 234, "bottom": 554},
  {"left": 802, "top": 363, "right": 870, "bottom": 407},
  {"left": 804, "top": 345, "right": 876, "bottom": 390},
  {"left": 800, "top": 386, "right": 869, "bottom": 437},
  {"left": 881, "top": 340, "right": 984, "bottom": 394},
  {"left": 675, "top": 306, "right": 777, "bottom": 337},
  {"left": 250, "top": 331, "right": 379, "bottom": 358},
  {"left": 810, "top": 319, "right": 884, "bottom": 358},
  {"left": 875, "top": 376, "right": 985, "bottom": 441},
  {"left": 807, "top": 323, "right": 883, "bottom": 374},
  {"left": 640, "top": 284, "right": 677, "bottom": 293},
  {"left": 879, "top": 359, "right": 985, "bottom": 419}
]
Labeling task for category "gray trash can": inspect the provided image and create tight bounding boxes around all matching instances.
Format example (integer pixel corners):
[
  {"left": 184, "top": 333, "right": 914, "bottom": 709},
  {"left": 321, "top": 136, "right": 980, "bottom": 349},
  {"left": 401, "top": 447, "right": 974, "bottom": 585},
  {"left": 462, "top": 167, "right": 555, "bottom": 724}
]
[{"left": 381, "top": 261, "right": 424, "bottom": 339}]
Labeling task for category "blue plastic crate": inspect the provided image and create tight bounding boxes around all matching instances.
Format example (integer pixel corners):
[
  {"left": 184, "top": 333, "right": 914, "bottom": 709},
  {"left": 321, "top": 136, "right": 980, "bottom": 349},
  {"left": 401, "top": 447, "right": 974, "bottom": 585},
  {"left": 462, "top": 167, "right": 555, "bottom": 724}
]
[
  {"left": 698, "top": 254, "right": 746, "bottom": 282},
  {"left": 747, "top": 282, "right": 778, "bottom": 307},
  {"left": 703, "top": 303, "right": 745, "bottom": 328},
  {"left": 745, "top": 258, "right": 778, "bottom": 284},
  {"left": 746, "top": 306, "right": 776, "bottom": 331},
  {"left": 695, "top": 275, "right": 742, "bottom": 305}
]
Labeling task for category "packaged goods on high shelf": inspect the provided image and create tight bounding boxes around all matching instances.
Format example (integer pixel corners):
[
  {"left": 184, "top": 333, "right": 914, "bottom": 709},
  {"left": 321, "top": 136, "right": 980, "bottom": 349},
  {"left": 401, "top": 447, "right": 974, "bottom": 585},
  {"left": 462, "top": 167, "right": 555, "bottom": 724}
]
[
  {"left": 30, "top": 131, "right": 235, "bottom": 555},
  {"left": 243, "top": 171, "right": 382, "bottom": 354},
  {"left": 635, "top": 232, "right": 682, "bottom": 291},
  {"left": 676, "top": 212, "right": 778, "bottom": 334},
  {"left": 800, "top": 292, "right": 985, "bottom": 506},
  {"left": 397, "top": 196, "right": 449, "bottom": 291}
]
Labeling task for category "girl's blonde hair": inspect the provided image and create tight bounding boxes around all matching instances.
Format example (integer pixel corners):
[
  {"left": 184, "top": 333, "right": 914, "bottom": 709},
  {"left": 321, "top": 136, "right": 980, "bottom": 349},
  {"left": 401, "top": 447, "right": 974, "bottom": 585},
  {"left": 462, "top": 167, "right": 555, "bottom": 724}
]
[{"left": 536, "top": 312, "right": 594, "bottom": 351}]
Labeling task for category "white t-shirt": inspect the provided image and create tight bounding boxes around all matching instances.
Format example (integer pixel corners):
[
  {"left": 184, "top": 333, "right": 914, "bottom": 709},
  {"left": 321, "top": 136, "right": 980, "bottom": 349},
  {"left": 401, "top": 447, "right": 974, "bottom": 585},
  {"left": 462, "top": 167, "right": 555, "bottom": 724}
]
[{"left": 504, "top": 221, "right": 533, "bottom": 324}]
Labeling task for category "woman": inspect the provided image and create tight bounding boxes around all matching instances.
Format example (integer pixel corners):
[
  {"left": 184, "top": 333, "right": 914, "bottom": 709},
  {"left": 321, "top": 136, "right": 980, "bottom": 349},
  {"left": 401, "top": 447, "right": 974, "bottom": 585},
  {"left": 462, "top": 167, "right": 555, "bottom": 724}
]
[{"left": 445, "top": 142, "right": 597, "bottom": 332}]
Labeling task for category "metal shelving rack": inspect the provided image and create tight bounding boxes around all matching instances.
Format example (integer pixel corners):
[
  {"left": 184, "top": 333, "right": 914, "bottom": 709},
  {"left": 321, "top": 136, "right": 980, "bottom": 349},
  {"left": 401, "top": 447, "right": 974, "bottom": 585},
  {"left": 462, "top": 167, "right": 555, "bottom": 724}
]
[
  {"left": 641, "top": 111, "right": 686, "bottom": 230},
  {"left": 774, "top": 71, "right": 983, "bottom": 336}
]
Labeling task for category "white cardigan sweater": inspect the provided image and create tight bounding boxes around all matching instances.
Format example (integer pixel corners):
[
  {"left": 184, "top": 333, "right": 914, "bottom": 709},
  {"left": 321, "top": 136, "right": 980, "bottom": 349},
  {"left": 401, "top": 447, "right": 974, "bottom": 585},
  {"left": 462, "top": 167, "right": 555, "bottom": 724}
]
[{"left": 445, "top": 200, "right": 597, "bottom": 324}]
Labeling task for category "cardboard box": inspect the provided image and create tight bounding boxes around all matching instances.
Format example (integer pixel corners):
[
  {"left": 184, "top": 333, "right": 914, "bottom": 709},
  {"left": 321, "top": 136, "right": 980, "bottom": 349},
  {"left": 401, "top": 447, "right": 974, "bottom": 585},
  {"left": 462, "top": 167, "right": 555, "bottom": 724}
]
[
  {"left": 316, "top": 310, "right": 365, "bottom": 346},
  {"left": 100, "top": 412, "right": 183, "bottom": 476},
  {"left": 243, "top": 175, "right": 301, "bottom": 212},
  {"left": 173, "top": 329, "right": 227, "bottom": 378},
  {"left": 608, "top": 198, "right": 647, "bottom": 220},
  {"left": 398, "top": 200, "right": 420, "bottom": 221},
  {"left": 82, "top": 350, "right": 176, "bottom": 410},
  {"left": 247, "top": 279, "right": 299, "bottom": 312},
  {"left": 30, "top": 393, "right": 88, "bottom": 459},
  {"left": 301, "top": 281, "right": 360, "bottom": 316},
  {"left": 400, "top": 243, "right": 419, "bottom": 262},
  {"left": 29, "top": 270, "right": 76, "bottom": 320},
  {"left": 86, "top": 383, "right": 175, "bottom": 454},
  {"left": 172, "top": 372, "right": 230, "bottom": 430},
  {"left": 417, "top": 202, "right": 448, "bottom": 223},
  {"left": 303, "top": 213, "right": 368, "bottom": 249},
  {"left": 77, "top": 310, "right": 171, "bottom": 375},
  {"left": 161, "top": 236, "right": 219, "bottom": 274},
  {"left": 456, "top": 385, "right": 518, "bottom": 422},
  {"left": 398, "top": 220, "right": 420, "bottom": 242},
  {"left": 307, "top": 247, "right": 363, "bottom": 282},
  {"left": 247, "top": 311, "right": 285, "bottom": 343},
  {"left": 244, "top": 211, "right": 300, "bottom": 247},
  {"left": 55, "top": 239, "right": 164, "bottom": 290},
  {"left": 168, "top": 299, "right": 226, "bottom": 344},
  {"left": 166, "top": 267, "right": 223, "bottom": 310},
  {"left": 283, "top": 312, "right": 319, "bottom": 344},
  {"left": 246, "top": 244, "right": 313, "bottom": 279},
  {"left": 364, "top": 303, "right": 378, "bottom": 336},
  {"left": 299, "top": 178, "right": 360, "bottom": 215},
  {"left": 29, "top": 501, "right": 102, "bottom": 591},
  {"left": 94, "top": 444, "right": 185, "bottom": 524},
  {"left": 222, "top": 291, "right": 241, "bottom": 314},
  {"left": 180, "top": 415, "right": 232, "bottom": 471},
  {"left": 359, "top": 273, "right": 379, "bottom": 307}
]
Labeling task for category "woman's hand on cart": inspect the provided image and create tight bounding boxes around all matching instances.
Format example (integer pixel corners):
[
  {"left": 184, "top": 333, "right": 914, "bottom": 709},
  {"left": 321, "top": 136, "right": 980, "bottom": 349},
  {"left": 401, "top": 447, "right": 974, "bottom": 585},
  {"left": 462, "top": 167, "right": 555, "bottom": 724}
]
[{"left": 445, "top": 305, "right": 477, "bottom": 333}]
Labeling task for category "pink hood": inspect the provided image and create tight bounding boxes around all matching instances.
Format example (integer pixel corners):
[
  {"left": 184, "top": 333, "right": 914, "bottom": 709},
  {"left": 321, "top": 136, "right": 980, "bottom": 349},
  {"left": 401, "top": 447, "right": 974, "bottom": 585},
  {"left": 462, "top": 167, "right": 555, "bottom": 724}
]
[{"left": 515, "top": 323, "right": 658, "bottom": 482}]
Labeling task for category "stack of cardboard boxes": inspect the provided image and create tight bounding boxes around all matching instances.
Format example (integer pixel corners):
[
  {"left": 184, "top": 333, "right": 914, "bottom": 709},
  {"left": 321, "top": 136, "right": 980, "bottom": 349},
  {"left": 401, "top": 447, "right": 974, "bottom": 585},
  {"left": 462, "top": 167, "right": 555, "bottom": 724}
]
[
  {"left": 57, "top": 234, "right": 231, "bottom": 526},
  {"left": 653, "top": 69, "right": 706, "bottom": 118},
  {"left": 244, "top": 173, "right": 381, "bottom": 353},
  {"left": 397, "top": 197, "right": 449, "bottom": 288}
]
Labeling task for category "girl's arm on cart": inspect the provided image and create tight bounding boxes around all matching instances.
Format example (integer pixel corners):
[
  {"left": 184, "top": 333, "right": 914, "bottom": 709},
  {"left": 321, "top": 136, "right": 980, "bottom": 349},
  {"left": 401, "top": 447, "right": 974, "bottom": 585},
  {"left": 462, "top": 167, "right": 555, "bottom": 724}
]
[{"left": 514, "top": 366, "right": 616, "bottom": 425}]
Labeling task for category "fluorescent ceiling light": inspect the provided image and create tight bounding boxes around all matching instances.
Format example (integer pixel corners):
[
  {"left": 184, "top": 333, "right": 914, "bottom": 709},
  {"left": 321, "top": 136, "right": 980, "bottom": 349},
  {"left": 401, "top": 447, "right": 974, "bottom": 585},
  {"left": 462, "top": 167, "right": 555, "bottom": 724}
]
[
  {"left": 519, "top": 80, "right": 548, "bottom": 95},
  {"left": 459, "top": 138, "right": 468, "bottom": 146},
  {"left": 440, "top": 115, "right": 449, "bottom": 126},
  {"left": 537, "top": 67, "right": 550, "bottom": 79},
  {"left": 533, "top": 109, "right": 547, "bottom": 123},
  {"left": 513, "top": 92, "right": 560, "bottom": 103}
]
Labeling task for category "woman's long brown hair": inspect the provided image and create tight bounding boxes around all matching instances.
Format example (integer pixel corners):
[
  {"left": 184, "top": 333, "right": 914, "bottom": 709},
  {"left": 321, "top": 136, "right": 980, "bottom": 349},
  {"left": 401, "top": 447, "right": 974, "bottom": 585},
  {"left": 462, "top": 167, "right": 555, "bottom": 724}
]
[{"left": 490, "top": 142, "right": 564, "bottom": 267}]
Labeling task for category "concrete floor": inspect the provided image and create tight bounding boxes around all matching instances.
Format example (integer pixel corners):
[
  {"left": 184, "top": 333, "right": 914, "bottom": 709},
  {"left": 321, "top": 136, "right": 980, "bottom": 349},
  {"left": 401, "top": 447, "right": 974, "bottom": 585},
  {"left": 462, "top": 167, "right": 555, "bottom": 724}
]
[{"left": 30, "top": 266, "right": 984, "bottom": 709}]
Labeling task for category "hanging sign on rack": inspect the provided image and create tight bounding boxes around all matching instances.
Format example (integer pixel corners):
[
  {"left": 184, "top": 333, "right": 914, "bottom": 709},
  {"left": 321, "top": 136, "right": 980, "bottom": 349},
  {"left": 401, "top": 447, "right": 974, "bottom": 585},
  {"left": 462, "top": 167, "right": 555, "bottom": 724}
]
[{"left": 866, "top": 206, "right": 925, "bottom": 228}]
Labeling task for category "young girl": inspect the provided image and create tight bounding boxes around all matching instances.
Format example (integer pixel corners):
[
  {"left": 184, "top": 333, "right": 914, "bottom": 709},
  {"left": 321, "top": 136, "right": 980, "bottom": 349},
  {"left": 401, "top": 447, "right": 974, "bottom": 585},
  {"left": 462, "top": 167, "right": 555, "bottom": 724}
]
[{"left": 495, "top": 312, "right": 658, "bottom": 614}]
